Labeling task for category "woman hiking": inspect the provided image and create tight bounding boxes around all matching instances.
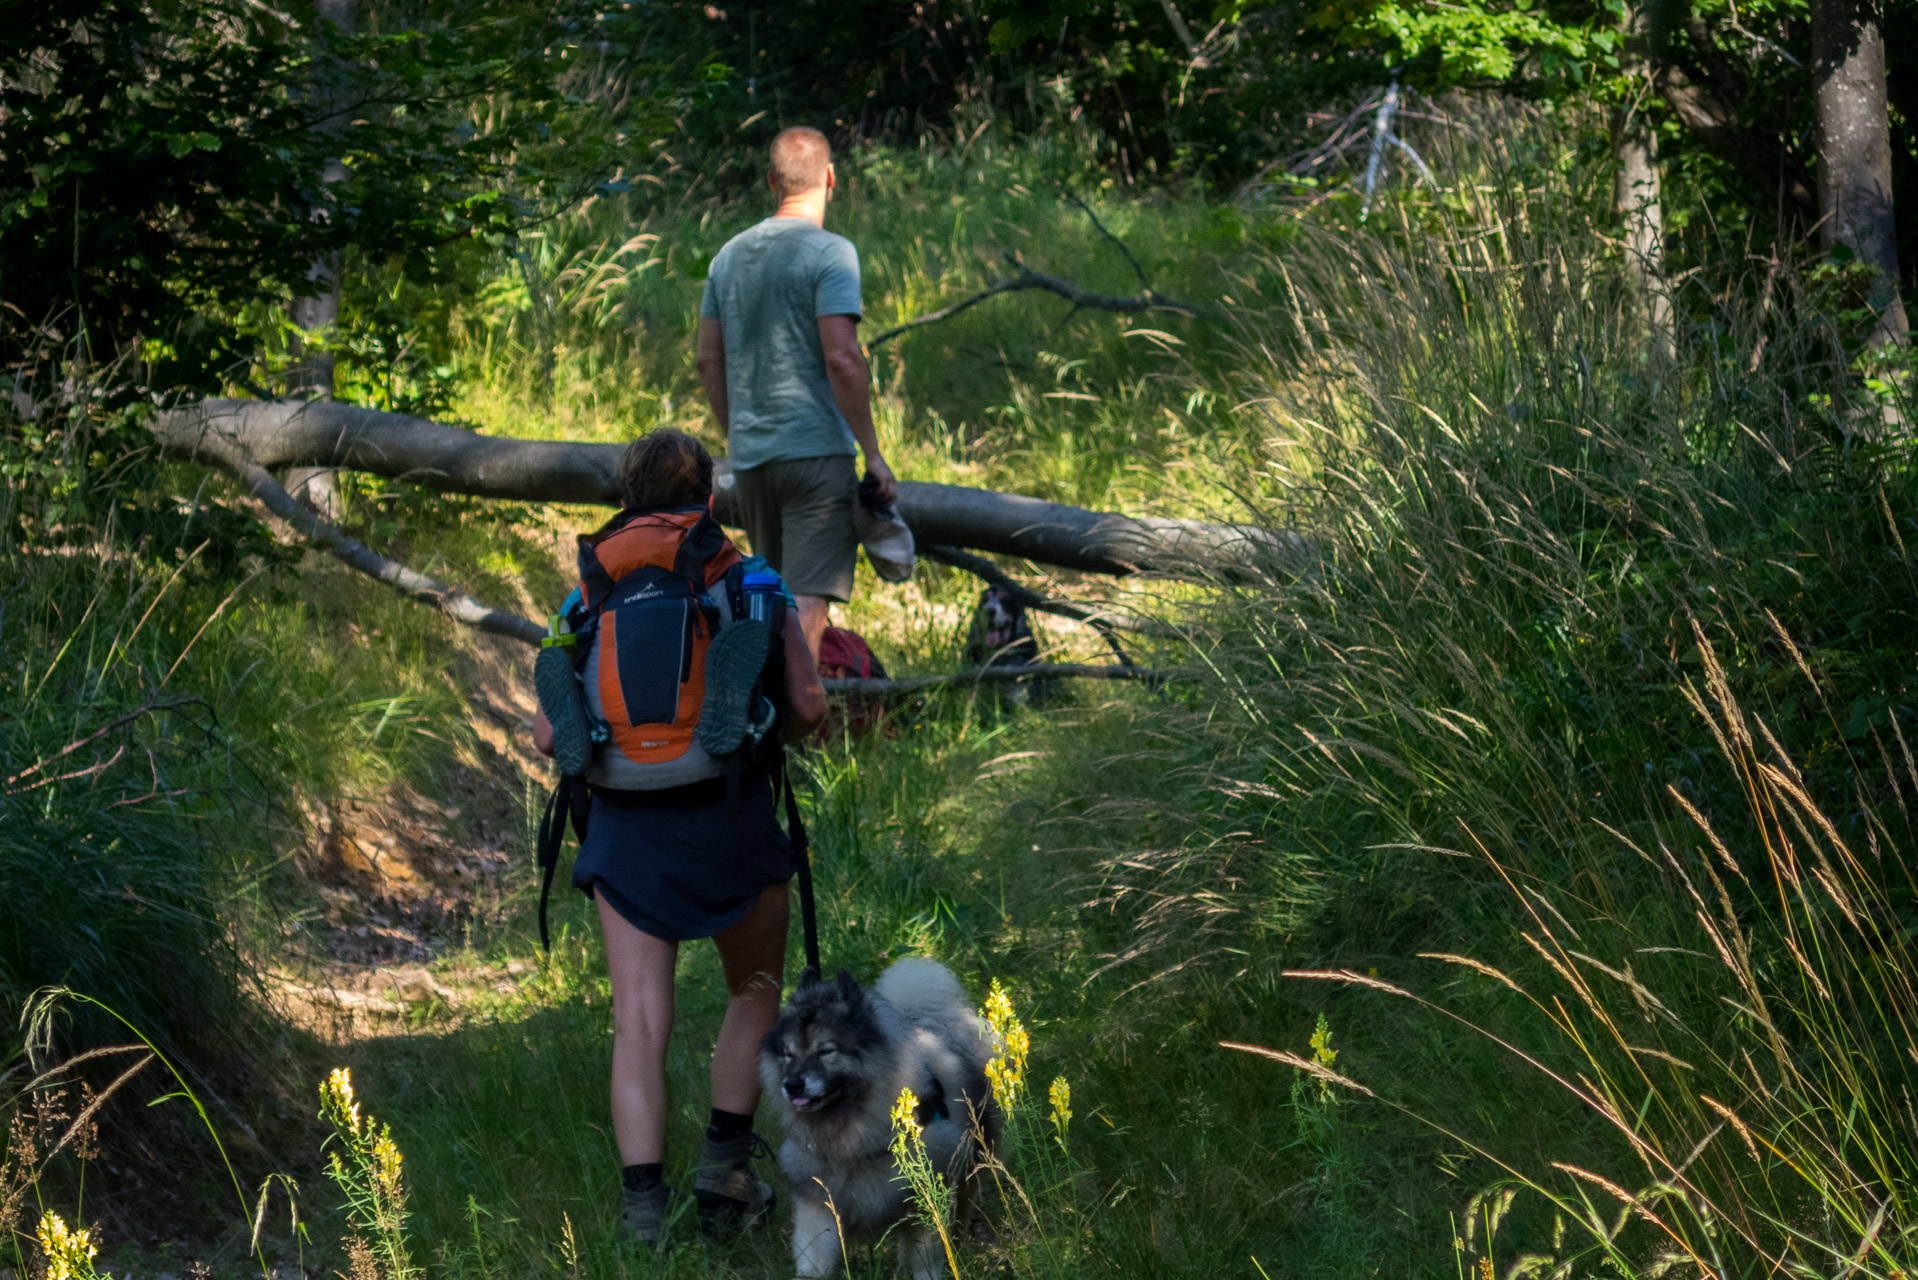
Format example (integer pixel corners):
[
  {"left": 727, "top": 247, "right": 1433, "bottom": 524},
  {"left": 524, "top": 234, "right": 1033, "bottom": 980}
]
[{"left": 533, "top": 429, "right": 827, "bottom": 1244}]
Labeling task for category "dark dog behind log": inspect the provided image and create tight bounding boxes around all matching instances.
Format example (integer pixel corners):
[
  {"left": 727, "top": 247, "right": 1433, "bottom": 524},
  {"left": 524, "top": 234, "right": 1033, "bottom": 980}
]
[{"left": 966, "top": 585, "right": 1052, "bottom": 706}]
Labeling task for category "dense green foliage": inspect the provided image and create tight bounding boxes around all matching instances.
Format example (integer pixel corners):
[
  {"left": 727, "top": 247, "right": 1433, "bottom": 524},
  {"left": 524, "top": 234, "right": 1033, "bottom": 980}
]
[
  {"left": 6, "top": 0, "right": 1913, "bottom": 399},
  {"left": 0, "top": 0, "right": 693, "bottom": 393}
]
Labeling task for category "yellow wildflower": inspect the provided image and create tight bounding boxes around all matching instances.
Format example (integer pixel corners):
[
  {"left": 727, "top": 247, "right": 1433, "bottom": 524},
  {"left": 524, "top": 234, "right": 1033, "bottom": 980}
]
[
  {"left": 1309, "top": 1014, "right": 1336, "bottom": 1069},
  {"left": 982, "top": 979, "right": 1015, "bottom": 1038},
  {"left": 891, "top": 1088, "right": 921, "bottom": 1136},
  {"left": 1309, "top": 1014, "right": 1337, "bottom": 1106},
  {"left": 38, "top": 1211, "right": 99, "bottom": 1280},
  {"left": 980, "top": 979, "right": 1031, "bottom": 1114},
  {"left": 1005, "top": 1022, "right": 1030, "bottom": 1075},
  {"left": 1047, "top": 1076, "right": 1072, "bottom": 1151},
  {"left": 320, "top": 1066, "right": 363, "bottom": 1138},
  {"left": 373, "top": 1126, "right": 405, "bottom": 1198}
]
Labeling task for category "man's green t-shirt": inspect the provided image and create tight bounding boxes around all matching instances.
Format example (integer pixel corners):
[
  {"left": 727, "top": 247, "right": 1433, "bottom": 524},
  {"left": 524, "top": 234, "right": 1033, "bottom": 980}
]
[{"left": 699, "top": 216, "right": 863, "bottom": 470}]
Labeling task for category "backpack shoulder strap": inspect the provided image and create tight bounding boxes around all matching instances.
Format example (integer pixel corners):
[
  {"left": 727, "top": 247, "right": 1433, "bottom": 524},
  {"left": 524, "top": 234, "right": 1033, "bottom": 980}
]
[
  {"left": 777, "top": 757, "right": 820, "bottom": 980},
  {"left": 676, "top": 510, "right": 735, "bottom": 584}
]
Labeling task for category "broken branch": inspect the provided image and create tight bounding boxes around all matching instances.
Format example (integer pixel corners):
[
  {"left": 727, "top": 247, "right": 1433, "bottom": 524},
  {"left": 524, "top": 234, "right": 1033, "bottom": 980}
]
[
  {"left": 921, "top": 543, "right": 1135, "bottom": 666},
  {"left": 248, "top": 462, "right": 546, "bottom": 645},
  {"left": 866, "top": 250, "right": 1207, "bottom": 348},
  {"left": 161, "top": 407, "right": 545, "bottom": 645},
  {"left": 821, "top": 662, "right": 1168, "bottom": 697},
  {"left": 1063, "top": 192, "right": 1153, "bottom": 293}
]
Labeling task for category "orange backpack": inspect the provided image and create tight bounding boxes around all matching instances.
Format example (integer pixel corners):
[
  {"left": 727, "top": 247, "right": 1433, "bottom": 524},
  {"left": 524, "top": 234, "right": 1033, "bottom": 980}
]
[
  {"left": 534, "top": 503, "right": 797, "bottom": 950},
  {"left": 569, "top": 504, "right": 750, "bottom": 788}
]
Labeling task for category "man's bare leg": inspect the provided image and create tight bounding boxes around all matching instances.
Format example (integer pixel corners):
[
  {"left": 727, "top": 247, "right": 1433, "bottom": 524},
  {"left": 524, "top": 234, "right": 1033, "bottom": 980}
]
[{"left": 795, "top": 594, "right": 832, "bottom": 659}]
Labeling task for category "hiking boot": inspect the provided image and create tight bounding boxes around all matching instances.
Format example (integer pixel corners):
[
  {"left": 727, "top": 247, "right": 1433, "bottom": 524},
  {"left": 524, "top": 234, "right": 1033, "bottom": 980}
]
[
  {"left": 534, "top": 644, "right": 592, "bottom": 776},
  {"left": 621, "top": 1179, "right": 673, "bottom": 1246},
  {"left": 692, "top": 1132, "right": 775, "bottom": 1234},
  {"left": 696, "top": 618, "right": 770, "bottom": 757}
]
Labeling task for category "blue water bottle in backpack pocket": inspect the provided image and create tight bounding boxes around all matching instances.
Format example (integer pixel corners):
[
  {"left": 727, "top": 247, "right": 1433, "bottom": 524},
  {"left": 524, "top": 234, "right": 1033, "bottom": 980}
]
[{"left": 742, "top": 571, "right": 782, "bottom": 625}]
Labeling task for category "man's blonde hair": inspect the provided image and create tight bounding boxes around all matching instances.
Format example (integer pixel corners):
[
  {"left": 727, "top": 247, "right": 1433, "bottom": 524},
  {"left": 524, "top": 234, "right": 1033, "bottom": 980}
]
[{"left": 769, "top": 127, "right": 831, "bottom": 195}]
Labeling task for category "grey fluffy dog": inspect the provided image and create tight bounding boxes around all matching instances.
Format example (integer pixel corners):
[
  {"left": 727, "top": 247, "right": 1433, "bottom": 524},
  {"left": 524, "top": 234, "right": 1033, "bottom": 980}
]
[{"left": 761, "top": 959, "right": 1002, "bottom": 1279}]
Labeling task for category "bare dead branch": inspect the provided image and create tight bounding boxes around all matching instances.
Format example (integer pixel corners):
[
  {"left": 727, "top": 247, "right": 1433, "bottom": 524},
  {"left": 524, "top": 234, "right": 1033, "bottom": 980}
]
[
  {"left": 252, "top": 464, "right": 545, "bottom": 645},
  {"left": 822, "top": 662, "right": 1170, "bottom": 697},
  {"left": 1062, "top": 192, "right": 1152, "bottom": 292},
  {"left": 3, "top": 698, "right": 203, "bottom": 793},
  {"left": 159, "top": 408, "right": 544, "bottom": 645},
  {"left": 1236, "top": 96, "right": 1383, "bottom": 202},
  {"left": 921, "top": 544, "right": 1135, "bottom": 665},
  {"left": 1158, "top": 0, "right": 1200, "bottom": 59},
  {"left": 866, "top": 250, "right": 1207, "bottom": 349}
]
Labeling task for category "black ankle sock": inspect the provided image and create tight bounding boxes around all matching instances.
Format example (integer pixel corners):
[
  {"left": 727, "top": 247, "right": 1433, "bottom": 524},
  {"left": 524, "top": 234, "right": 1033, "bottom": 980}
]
[
  {"left": 706, "top": 1108, "right": 754, "bottom": 1144},
  {"left": 622, "top": 1162, "right": 663, "bottom": 1194}
]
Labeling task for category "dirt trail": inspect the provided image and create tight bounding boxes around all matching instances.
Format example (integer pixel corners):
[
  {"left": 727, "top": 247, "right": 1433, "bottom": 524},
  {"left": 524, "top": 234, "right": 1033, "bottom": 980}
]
[{"left": 266, "top": 630, "right": 550, "bottom": 1042}]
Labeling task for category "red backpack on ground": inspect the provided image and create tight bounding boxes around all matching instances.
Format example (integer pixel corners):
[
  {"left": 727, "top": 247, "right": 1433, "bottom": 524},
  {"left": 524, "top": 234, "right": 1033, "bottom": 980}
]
[
  {"left": 816, "top": 626, "right": 883, "bottom": 682},
  {"left": 815, "top": 626, "right": 889, "bottom": 739}
]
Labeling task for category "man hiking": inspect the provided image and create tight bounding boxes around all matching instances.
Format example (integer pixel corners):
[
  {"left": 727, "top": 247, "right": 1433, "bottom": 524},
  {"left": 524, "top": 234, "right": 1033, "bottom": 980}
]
[{"left": 696, "top": 125, "right": 897, "bottom": 658}]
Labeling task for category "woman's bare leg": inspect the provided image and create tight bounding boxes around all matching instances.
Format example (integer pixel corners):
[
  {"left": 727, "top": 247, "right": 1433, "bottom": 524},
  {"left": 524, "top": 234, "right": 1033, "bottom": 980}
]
[
  {"left": 709, "top": 883, "right": 790, "bottom": 1114},
  {"left": 598, "top": 894, "right": 679, "bottom": 1164}
]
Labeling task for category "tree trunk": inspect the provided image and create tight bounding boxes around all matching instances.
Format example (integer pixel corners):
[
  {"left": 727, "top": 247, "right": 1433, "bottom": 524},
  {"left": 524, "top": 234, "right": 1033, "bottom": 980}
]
[
  {"left": 284, "top": 0, "right": 354, "bottom": 516},
  {"left": 1810, "top": 0, "right": 1908, "bottom": 347},
  {"left": 1615, "top": 4, "right": 1673, "bottom": 363},
  {"left": 150, "top": 399, "right": 1305, "bottom": 579}
]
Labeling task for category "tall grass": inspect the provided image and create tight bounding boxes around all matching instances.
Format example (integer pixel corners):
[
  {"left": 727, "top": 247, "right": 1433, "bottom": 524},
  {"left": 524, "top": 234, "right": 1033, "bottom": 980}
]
[
  {"left": 1063, "top": 103, "right": 1918, "bottom": 1277},
  {"left": 0, "top": 354, "right": 573, "bottom": 1227}
]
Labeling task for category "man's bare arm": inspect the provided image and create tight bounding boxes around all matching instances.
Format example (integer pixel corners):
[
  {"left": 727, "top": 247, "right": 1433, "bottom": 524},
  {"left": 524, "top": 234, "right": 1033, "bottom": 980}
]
[
  {"left": 818, "top": 314, "right": 896, "bottom": 504},
  {"left": 696, "top": 317, "right": 729, "bottom": 429}
]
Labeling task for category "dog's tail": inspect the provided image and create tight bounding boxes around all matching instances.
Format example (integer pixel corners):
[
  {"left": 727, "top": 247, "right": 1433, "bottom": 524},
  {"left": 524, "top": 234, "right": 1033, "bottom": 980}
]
[{"left": 875, "top": 956, "right": 973, "bottom": 1027}]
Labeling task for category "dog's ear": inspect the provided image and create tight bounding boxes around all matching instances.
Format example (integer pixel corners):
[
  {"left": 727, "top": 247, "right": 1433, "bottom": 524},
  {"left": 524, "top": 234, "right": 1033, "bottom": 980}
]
[{"left": 834, "top": 968, "right": 862, "bottom": 1003}]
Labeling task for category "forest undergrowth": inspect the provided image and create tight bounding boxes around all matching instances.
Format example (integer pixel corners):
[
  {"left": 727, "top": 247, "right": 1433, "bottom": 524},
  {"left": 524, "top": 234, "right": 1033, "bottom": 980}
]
[{"left": 3, "top": 111, "right": 1916, "bottom": 1280}]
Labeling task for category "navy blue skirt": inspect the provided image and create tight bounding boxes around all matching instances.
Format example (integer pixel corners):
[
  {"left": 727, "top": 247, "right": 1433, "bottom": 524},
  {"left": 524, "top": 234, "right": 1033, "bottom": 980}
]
[{"left": 571, "top": 771, "right": 796, "bottom": 942}]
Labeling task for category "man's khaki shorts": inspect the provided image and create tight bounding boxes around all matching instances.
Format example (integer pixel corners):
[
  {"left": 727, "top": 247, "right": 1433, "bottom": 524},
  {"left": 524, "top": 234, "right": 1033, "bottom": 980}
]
[{"left": 731, "top": 454, "right": 859, "bottom": 601}]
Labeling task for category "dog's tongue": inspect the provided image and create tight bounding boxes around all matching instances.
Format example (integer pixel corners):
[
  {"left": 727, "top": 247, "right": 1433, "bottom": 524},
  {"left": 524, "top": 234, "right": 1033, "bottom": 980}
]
[{"left": 790, "top": 1095, "right": 814, "bottom": 1109}]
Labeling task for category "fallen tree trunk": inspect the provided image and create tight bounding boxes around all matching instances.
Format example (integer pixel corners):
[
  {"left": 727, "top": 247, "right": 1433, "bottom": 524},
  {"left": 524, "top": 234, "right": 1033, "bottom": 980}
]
[{"left": 151, "top": 398, "right": 1302, "bottom": 578}]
